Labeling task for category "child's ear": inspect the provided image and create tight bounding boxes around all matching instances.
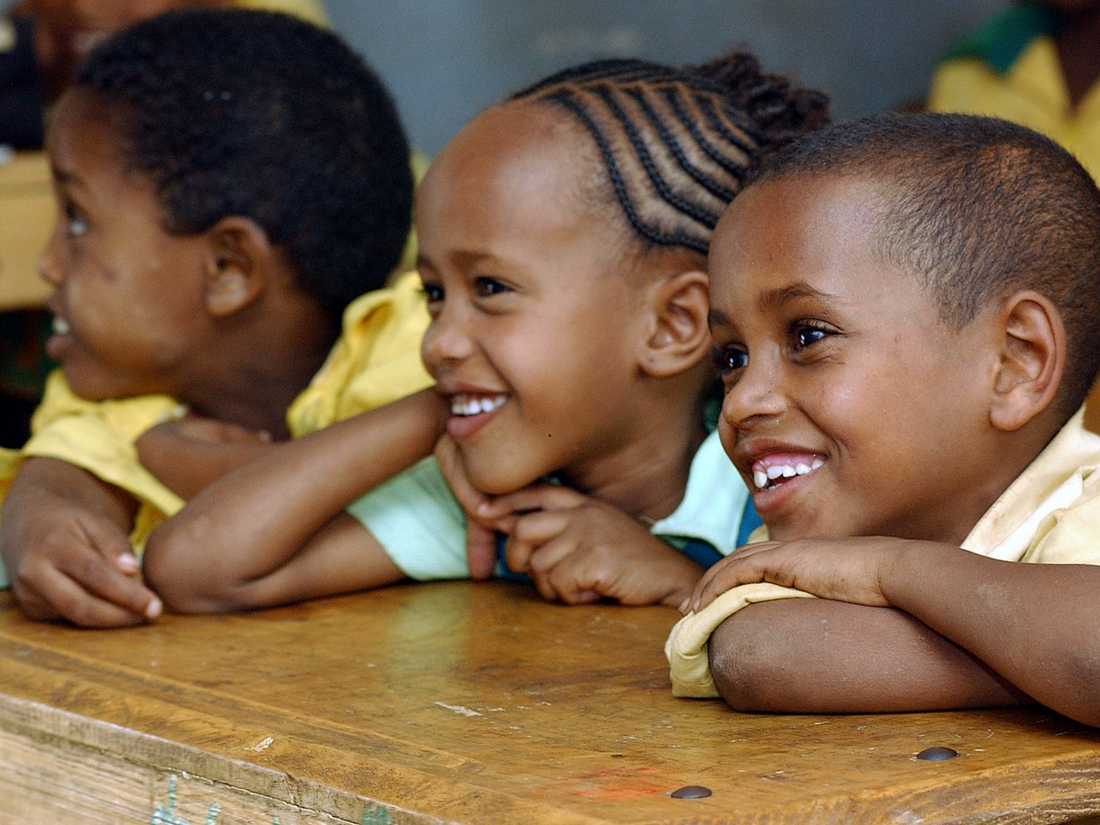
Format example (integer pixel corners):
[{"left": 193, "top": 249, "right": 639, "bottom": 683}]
[
  {"left": 989, "top": 290, "right": 1065, "bottom": 432},
  {"left": 639, "top": 268, "right": 711, "bottom": 378},
  {"left": 202, "top": 217, "right": 273, "bottom": 318}
]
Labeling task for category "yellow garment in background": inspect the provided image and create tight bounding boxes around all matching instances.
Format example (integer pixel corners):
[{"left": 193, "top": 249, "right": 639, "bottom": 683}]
[
  {"left": 928, "top": 36, "right": 1100, "bottom": 183},
  {"left": 0, "top": 271, "right": 431, "bottom": 557},
  {"left": 666, "top": 407, "right": 1100, "bottom": 698},
  {"left": 234, "top": 0, "right": 329, "bottom": 27}
]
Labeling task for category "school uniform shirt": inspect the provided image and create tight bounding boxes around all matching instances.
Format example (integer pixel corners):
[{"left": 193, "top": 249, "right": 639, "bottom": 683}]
[
  {"left": 235, "top": 0, "right": 329, "bottom": 27},
  {"left": 927, "top": 3, "right": 1100, "bottom": 183},
  {"left": 0, "top": 271, "right": 431, "bottom": 587},
  {"left": 345, "top": 429, "right": 754, "bottom": 580},
  {"left": 665, "top": 407, "right": 1100, "bottom": 698}
]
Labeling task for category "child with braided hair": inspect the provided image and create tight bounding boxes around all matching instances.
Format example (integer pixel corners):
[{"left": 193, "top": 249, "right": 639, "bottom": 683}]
[{"left": 143, "top": 53, "right": 828, "bottom": 614}]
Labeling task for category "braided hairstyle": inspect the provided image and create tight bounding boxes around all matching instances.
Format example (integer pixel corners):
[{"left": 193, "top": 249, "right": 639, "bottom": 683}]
[{"left": 511, "top": 53, "right": 829, "bottom": 256}]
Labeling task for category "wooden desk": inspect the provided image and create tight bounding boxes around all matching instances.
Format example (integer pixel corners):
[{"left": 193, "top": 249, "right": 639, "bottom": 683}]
[
  {"left": 0, "top": 152, "right": 53, "bottom": 311},
  {"left": 0, "top": 583, "right": 1098, "bottom": 824}
]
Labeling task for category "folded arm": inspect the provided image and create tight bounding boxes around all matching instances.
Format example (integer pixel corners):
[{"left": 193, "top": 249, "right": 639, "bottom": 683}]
[
  {"left": 135, "top": 416, "right": 274, "bottom": 500},
  {"left": 692, "top": 538, "right": 1100, "bottom": 727},
  {"left": 143, "top": 389, "right": 447, "bottom": 613}
]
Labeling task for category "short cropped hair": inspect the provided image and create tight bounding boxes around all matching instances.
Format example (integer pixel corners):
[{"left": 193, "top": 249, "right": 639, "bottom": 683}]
[
  {"left": 752, "top": 112, "right": 1100, "bottom": 418},
  {"left": 75, "top": 9, "right": 413, "bottom": 319},
  {"left": 512, "top": 53, "right": 829, "bottom": 256}
]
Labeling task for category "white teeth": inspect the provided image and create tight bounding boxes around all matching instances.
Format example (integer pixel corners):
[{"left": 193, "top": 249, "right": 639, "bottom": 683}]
[
  {"left": 753, "top": 458, "right": 825, "bottom": 491},
  {"left": 52, "top": 317, "right": 70, "bottom": 335},
  {"left": 450, "top": 395, "right": 506, "bottom": 417}
]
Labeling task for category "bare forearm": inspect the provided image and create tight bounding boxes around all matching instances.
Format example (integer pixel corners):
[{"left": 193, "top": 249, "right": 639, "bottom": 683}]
[
  {"left": 164, "top": 513, "right": 405, "bottom": 613},
  {"left": 137, "top": 437, "right": 273, "bottom": 499},
  {"left": 144, "top": 389, "right": 446, "bottom": 596},
  {"left": 881, "top": 545, "right": 1100, "bottom": 727},
  {"left": 709, "top": 599, "right": 1025, "bottom": 714}
]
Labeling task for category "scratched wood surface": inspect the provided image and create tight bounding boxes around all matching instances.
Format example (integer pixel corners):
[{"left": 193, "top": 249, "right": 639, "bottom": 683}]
[
  {"left": 0, "top": 151, "right": 53, "bottom": 311},
  {"left": 0, "top": 583, "right": 1099, "bottom": 825}
]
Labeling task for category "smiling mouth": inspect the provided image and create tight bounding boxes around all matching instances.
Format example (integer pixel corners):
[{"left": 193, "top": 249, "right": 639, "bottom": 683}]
[
  {"left": 52, "top": 316, "right": 71, "bottom": 336},
  {"left": 450, "top": 393, "right": 507, "bottom": 417},
  {"left": 751, "top": 456, "right": 824, "bottom": 491}
]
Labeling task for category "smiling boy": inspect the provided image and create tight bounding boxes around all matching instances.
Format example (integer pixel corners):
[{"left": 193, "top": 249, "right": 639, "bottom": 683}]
[{"left": 667, "top": 113, "right": 1100, "bottom": 728}]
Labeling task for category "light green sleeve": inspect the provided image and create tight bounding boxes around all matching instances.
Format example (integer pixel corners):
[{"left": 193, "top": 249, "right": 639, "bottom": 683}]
[{"left": 345, "top": 457, "right": 470, "bottom": 580}]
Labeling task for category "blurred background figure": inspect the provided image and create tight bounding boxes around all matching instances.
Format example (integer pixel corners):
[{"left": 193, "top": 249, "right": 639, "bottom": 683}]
[
  {"left": 7, "top": 0, "right": 327, "bottom": 106},
  {"left": 928, "top": 0, "right": 1100, "bottom": 182}
]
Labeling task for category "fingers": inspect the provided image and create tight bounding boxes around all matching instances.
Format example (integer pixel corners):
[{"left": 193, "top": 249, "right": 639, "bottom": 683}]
[
  {"left": 434, "top": 435, "right": 486, "bottom": 515},
  {"left": 477, "top": 484, "right": 584, "bottom": 521},
  {"left": 61, "top": 518, "right": 163, "bottom": 622},
  {"left": 681, "top": 542, "right": 782, "bottom": 614},
  {"left": 504, "top": 509, "right": 657, "bottom": 605},
  {"left": 501, "top": 508, "right": 574, "bottom": 584},
  {"left": 15, "top": 565, "right": 155, "bottom": 628},
  {"left": 465, "top": 520, "right": 497, "bottom": 580},
  {"left": 11, "top": 518, "right": 162, "bottom": 628}
]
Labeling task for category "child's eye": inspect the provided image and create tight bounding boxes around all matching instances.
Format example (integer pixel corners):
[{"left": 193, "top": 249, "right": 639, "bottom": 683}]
[
  {"left": 64, "top": 205, "right": 88, "bottom": 239},
  {"left": 792, "top": 322, "right": 831, "bottom": 349},
  {"left": 421, "top": 282, "right": 444, "bottom": 305},
  {"left": 474, "top": 277, "right": 510, "bottom": 298},
  {"left": 710, "top": 344, "right": 748, "bottom": 376}
]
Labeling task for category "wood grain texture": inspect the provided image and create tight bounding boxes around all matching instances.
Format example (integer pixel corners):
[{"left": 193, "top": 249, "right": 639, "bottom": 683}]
[
  {"left": 0, "top": 152, "right": 53, "bottom": 311},
  {"left": 0, "top": 583, "right": 1098, "bottom": 824}
]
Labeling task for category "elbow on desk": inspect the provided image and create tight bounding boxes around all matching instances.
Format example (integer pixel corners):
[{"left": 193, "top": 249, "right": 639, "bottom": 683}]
[
  {"left": 143, "top": 519, "right": 240, "bottom": 615},
  {"left": 708, "top": 611, "right": 793, "bottom": 713}
]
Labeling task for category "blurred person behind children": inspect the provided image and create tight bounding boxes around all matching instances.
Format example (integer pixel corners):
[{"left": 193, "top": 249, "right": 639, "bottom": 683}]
[
  {"left": 668, "top": 112, "right": 1100, "bottom": 729},
  {"left": 928, "top": 1, "right": 1100, "bottom": 180},
  {"left": 0, "top": 8, "right": 430, "bottom": 627},
  {"left": 141, "top": 54, "right": 829, "bottom": 614}
]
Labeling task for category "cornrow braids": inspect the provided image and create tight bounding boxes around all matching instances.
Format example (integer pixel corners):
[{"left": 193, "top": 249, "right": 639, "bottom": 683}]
[{"left": 512, "top": 54, "right": 828, "bottom": 255}]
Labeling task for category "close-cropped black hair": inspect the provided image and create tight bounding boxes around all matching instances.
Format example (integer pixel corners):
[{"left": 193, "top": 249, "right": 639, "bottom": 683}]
[
  {"left": 751, "top": 112, "right": 1100, "bottom": 420},
  {"left": 511, "top": 53, "right": 829, "bottom": 256},
  {"left": 74, "top": 9, "right": 413, "bottom": 320}
]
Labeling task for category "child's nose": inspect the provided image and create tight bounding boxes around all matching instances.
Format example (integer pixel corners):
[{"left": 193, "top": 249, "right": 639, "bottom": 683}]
[
  {"left": 420, "top": 306, "right": 475, "bottom": 370},
  {"left": 720, "top": 357, "right": 787, "bottom": 432},
  {"left": 36, "top": 231, "right": 64, "bottom": 288}
]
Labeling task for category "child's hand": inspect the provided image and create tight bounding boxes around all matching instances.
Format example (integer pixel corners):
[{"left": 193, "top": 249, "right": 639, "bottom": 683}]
[
  {"left": 4, "top": 504, "right": 161, "bottom": 628},
  {"left": 434, "top": 435, "right": 510, "bottom": 580},
  {"left": 136, "top": 416, "right": 273, "bottom": 500},
  {"left": 683, "top": 536, "right": 915, "bottom": 614},
  {"left": 479, "top": 485, "right": 705, "bottom": 607}
]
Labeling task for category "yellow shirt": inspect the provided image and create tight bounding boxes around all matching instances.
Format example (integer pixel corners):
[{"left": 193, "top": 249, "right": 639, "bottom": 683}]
[
  {"left": 666, "top": 408, "right": 1100, "bottom": 698},
  {"left": 233, "top": 0, "right": 329, "bottom": 27},
  {"left": 928, "top": 35, "right": 1100, "bottom": 184},
  {"left": 0, "top": 271, "right": 430, "bottom": 564}
]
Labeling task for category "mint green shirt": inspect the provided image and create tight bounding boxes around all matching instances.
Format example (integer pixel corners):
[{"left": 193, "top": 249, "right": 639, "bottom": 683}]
[{"left": 346, "top": 430, "right": 750, "bottom": 580}]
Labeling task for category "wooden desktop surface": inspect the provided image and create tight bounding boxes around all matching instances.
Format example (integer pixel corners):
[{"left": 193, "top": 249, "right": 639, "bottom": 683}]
[
  {"left": 0, "top": 582, "right": 1098, "bottom": 824},
  {"left": 0, "top": 152, "right": 53, "bottom": 311}
]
